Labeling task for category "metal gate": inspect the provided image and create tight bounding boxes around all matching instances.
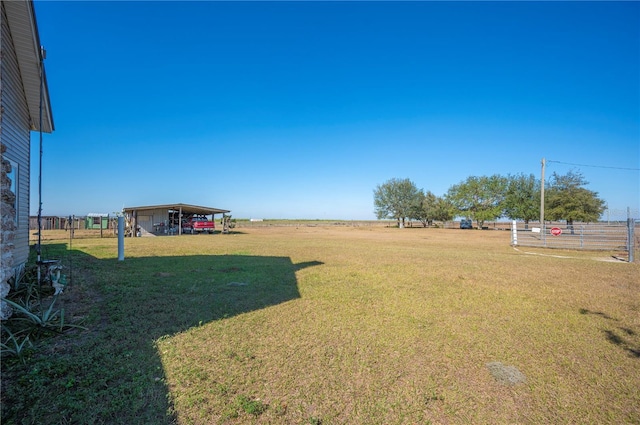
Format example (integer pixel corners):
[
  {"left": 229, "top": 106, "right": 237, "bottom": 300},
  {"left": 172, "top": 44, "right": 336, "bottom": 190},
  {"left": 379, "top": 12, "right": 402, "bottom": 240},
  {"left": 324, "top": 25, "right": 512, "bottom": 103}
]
[{"left": 511, "top": 220, "right": 637, "bottom": 262}]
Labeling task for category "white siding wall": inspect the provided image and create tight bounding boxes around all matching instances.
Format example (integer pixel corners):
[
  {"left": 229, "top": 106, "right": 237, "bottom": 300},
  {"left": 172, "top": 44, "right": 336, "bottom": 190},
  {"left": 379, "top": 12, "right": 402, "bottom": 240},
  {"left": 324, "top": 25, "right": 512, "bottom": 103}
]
[
  {"left": 136, "top": 209, "right": 170, "bottom": 236},
  {"left": 1, "top": 3, "right": 32, "bottom": 267}
]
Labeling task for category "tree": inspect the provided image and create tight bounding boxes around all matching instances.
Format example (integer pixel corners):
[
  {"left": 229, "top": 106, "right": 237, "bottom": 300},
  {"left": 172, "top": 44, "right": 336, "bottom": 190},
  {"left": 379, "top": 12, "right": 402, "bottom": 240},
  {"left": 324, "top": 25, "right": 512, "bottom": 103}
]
[
  {"left": 446, "top": 175, "right": 508, "bottom": 229},
  {"left": 408, "top": 190, "right": 429, "bottom": 227},
  {"left": 411, "top": 191, "right": 436, "bottom": 227},
  {"left": 545, "top": 170, "right": 605, "bottom": 232},
  {"left": 431, "top": 196, "right": 456, "bottom": 224},
  {"left": 503, "top": 173, "right": 540, "bottom": 228},
  {"left": 410, "top": 191, "right": 455, "bottom": 227},
  {"left": 374, "top": 178, "right": 422, "bottom": 228}
]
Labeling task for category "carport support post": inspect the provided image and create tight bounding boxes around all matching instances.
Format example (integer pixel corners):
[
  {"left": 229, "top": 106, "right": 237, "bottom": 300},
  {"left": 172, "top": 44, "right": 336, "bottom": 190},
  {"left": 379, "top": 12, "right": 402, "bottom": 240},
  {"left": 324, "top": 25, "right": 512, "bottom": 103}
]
[{"left": 118, "top": 216, "right": 125, "bottom": 261}]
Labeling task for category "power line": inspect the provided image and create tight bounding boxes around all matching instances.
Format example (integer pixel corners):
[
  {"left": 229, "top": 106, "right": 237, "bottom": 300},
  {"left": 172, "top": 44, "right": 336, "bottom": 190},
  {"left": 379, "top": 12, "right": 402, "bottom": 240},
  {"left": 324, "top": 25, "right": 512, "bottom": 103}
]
[{"left": 547, "top": 160, "right": 640, "bottom": 171}]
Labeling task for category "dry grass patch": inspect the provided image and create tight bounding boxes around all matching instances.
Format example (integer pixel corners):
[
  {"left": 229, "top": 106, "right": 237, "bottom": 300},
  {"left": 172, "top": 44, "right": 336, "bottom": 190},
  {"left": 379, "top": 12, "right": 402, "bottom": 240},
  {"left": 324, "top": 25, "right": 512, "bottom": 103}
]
[
  {"left": 5, "top": 227, "right": 639, "bottom": 424},
  {"left": 152, "top": 227, "right": 639, "bottom": 424}
]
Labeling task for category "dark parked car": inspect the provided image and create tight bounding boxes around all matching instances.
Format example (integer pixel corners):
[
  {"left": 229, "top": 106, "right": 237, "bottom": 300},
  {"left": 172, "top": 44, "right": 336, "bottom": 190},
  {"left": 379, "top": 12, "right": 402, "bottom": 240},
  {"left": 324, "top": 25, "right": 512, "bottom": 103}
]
[{"left": 460, "top": 219, "right": 473, "bottom": 229}]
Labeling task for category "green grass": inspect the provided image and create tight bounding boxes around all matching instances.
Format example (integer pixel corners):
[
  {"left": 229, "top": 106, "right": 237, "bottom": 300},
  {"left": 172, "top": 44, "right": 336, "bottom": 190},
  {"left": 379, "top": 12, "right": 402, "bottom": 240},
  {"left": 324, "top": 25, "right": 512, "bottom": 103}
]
[{"left": 3, "top": 227, "right": 639, "bottom": 424}]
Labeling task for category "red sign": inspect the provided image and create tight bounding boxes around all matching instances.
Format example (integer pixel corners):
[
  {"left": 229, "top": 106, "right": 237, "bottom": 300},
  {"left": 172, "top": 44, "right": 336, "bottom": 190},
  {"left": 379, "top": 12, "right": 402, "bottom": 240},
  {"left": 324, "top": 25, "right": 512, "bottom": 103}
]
[{"left": 550, "top": 227, "right": 562, "bottom": 236}]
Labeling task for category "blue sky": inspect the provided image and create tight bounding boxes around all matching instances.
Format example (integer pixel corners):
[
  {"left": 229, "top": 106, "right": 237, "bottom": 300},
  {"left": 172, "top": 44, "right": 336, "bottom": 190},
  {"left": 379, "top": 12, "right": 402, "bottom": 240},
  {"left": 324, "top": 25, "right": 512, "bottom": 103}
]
[{"left": 31, "top": 1, "right": 639, "bottom": 220}]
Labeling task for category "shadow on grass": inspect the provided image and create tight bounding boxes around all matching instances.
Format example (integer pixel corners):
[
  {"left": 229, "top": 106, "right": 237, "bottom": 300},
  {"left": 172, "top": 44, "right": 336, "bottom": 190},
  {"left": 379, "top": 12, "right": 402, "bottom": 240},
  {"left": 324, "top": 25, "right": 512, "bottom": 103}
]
[
  {"left": 579, "top": 308, "right": 639, "bottom": 359},
  {"left": 112, "top": 254, "right": 320, "bottom": 339},
  {"left": 578, "top": 308, "right": 618, "bottom": 321},
  {"left": 603, "top": 329, "right": 640, "bottom": 358},
  {"left": 1, "top": 245, "right": 322, "bottom": 424}
]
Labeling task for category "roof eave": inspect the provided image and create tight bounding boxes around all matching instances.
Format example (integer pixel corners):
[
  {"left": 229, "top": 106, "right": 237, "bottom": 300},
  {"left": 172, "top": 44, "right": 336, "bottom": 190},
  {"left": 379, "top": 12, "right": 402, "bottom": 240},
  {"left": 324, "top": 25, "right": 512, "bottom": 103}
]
[{"left": 4, "top": 0, "right": 54, "bottom": 133}]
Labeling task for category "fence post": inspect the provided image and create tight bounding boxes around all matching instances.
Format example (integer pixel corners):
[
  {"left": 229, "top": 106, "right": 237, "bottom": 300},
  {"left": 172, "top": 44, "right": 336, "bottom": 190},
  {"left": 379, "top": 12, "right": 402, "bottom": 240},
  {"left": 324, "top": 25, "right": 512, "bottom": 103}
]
[
  {"left": 511, "top": 220, "right": 518, "bottom": 245},
  {"left": 628, "top": 218, "right": 635, "bottom": 263}
]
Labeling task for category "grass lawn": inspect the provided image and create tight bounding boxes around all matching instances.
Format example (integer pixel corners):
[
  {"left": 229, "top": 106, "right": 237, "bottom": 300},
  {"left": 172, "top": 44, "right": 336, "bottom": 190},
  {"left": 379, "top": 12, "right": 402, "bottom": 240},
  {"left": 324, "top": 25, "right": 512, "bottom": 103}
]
[{"left": 2, "top": 226, "right": 639, "bottom": 424}]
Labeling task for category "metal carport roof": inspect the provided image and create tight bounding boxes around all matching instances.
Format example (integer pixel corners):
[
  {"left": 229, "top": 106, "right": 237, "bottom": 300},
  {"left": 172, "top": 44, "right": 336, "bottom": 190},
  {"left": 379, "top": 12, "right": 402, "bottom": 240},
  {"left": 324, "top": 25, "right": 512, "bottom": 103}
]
[{"left": 123, "top": 203, "right": 230, "bottom": 216}]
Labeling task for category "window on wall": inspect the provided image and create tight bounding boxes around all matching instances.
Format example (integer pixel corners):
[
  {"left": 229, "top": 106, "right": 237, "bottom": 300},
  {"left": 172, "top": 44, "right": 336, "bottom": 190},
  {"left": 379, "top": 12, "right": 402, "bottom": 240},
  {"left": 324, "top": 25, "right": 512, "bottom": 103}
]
[
  {"left": 7, "top": 159, "right": 18, "bottom": 226},
  {"left": 93, "top": 217, "right": 101, "bottom": 226}
]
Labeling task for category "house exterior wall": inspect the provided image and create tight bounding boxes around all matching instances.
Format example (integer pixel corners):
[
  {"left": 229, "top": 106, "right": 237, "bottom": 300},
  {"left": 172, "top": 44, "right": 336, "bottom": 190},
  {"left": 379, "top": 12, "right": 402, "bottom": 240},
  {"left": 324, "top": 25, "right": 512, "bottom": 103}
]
[{"left": 1, "top": 2, "right": 32, "bottom": 272}]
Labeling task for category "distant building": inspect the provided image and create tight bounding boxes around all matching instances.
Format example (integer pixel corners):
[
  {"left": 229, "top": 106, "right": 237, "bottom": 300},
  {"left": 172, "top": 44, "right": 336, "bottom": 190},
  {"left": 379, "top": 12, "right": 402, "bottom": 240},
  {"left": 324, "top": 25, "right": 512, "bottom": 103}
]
[
  {"left": 29, "top": 215, "right": 73, "bottom": 230},
  {"left": 85, "top": 213, "right": 109, "bottom": 230},
  {"left": 123, "top": 203, "right": 230, "bottom": 236}
]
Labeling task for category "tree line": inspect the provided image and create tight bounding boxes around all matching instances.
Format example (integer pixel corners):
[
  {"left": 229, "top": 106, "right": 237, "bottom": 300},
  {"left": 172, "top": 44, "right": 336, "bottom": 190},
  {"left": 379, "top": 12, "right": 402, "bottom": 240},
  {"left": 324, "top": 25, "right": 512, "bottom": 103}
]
[{"left": 373, "top": 171, "right": 606, "bottom": 229}]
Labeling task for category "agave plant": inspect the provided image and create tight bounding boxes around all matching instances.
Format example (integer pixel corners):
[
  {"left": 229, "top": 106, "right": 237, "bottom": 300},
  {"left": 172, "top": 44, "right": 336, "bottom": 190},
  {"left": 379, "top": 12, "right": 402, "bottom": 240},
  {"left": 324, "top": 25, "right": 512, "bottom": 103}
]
[
  {"left": 0, "top": 326, "right": 33, "bottom": 364},
  {"left": 1, "top": 296, "right": 86, "bottom": 339}
]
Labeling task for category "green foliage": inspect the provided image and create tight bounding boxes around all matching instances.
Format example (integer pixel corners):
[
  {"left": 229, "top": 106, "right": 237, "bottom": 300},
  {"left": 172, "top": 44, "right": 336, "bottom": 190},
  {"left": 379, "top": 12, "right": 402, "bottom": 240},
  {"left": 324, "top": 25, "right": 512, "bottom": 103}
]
[
  {"left": 1, "top": 268, "right": 86, "bottom": 363},
  {"left": 503, "top": 173, "right": 540, "bottom": 223},
  {"left": 545, "top": 170, "right": 605, "bottom": 224},
  {"left": 410, "top": 191, "right": 455, "bottom": 226},
  {"left": 7, "top": 263, "right": 38, "bottom": 291},
  {"left": 0, "top": 326, "right": 33, "bottom": 364},
  {"left": 2, "top": 294, "right": 85, "bottom": 342},
  {"left": 374, "top": 178, "right": 422, "bottom": 227},
  {"left": 410, "top": 190, "right": 434, "bottom": 227},
  {"left": 2, "top": 297, "right": 63, "bottom": 338},
  {"left": 375, "top": 170, "right": 604, "bottom": 229},
  {"left": 431, "top": 196, "right": 456, "bottom": 223},
  {"left": 446, "top": 174, "right": 508, "bottom": 228}
]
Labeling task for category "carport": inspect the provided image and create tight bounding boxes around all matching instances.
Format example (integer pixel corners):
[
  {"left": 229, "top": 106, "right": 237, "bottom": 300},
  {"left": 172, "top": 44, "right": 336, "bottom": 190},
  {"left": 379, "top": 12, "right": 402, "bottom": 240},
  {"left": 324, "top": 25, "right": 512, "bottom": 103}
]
[{"left": 122, "top": 203, "right": 230, "bottom": 236}]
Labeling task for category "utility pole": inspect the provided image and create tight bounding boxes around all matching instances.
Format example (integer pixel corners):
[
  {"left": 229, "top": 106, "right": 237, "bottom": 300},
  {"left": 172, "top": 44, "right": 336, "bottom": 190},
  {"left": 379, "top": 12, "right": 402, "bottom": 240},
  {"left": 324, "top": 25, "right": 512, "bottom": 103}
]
[{"left": 540, "top": 158, "right": 545, "bottom": 227}]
